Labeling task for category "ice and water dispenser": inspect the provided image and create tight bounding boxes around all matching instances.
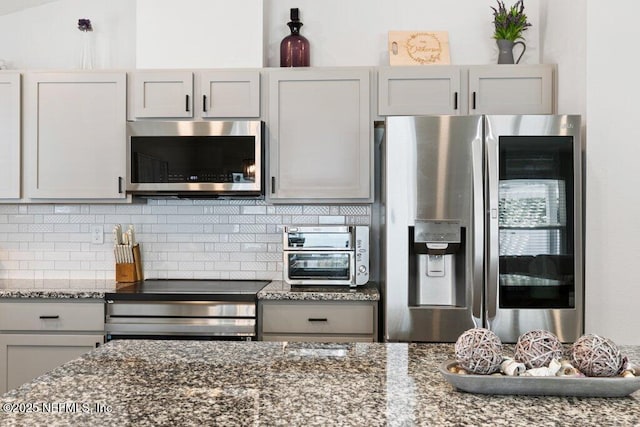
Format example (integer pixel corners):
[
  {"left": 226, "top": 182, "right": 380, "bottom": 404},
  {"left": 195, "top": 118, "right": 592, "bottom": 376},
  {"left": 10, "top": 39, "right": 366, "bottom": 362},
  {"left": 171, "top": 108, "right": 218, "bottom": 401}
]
[{"left": 409, "top": 220, "right": 465, "bottom": 306}]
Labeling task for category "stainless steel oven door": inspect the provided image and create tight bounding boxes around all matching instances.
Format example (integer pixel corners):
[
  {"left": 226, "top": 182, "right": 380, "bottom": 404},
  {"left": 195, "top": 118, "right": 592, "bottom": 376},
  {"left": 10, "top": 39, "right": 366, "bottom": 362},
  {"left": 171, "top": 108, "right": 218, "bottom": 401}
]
[
  {"left": 105, "top": 300, "right": 256, "bottom": 339},
  {"left": 284, "top": 250, "right": 355, "bottom": 285}
]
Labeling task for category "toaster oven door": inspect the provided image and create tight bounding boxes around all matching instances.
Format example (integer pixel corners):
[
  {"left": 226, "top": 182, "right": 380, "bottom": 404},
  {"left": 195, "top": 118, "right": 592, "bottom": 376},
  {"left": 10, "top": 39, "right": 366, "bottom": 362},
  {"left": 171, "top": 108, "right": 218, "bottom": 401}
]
[{"left": 284, "top": 251, "right": 355, "bottom": 285}]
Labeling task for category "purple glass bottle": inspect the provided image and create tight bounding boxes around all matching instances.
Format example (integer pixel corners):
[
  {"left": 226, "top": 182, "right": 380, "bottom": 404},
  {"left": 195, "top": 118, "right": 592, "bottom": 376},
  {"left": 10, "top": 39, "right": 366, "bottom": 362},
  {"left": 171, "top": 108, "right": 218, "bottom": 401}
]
[{"left": 280, "top": 8, "right": 310, "bottom": 67}]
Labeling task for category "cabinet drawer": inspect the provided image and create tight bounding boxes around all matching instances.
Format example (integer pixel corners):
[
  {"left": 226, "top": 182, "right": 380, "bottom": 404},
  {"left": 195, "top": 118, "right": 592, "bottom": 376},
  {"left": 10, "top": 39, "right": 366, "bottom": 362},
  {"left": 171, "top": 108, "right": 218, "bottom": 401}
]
[
  {"left": 261, "top": 302, "right": 374, "bottom": 335},
  {"left": 0, "top": 301, "right": 104, "bottom": 332}
]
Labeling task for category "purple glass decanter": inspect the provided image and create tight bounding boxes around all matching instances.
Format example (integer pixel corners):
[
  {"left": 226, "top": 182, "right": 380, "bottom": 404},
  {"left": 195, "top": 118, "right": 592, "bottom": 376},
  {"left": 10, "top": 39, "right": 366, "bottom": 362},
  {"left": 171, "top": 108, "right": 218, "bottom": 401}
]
[{"left": 280, "top": 8, "right": 310, "bottom": 67}]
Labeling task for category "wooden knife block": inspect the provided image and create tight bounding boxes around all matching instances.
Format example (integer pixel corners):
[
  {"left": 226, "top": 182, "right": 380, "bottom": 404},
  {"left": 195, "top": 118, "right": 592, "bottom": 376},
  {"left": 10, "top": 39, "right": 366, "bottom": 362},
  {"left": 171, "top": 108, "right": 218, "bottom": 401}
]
[{"left": 115, "top": 244, "right": 143, "bottom": 283}]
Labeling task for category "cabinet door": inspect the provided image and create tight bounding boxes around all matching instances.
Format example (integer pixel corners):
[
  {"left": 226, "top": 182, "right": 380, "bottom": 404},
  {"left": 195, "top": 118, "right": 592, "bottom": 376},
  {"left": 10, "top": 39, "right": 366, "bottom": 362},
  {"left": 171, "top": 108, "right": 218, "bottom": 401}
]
[
  {"left": 24, "top": 72, "right": 127, "bottom": 199},
  {"left": 268, "top": 68, "right": 372, "bottom": 202},
  {"left": 199, "top": 70, "right": 260, "bottom": 118},
  {"left": 133, "top": 71, "right": 193, "bottom": 118},
  {"left": 468, "top": 65, "right": 554, "bottom": 114},
  {"left": 0, "top": 73, "right": 20, "bottom": 199},
  {"left": 0, "top": 334, "right": 103, "bottom": 394},
  {"left": 378, "top": 66, "right": 461, "bottom": 115}
]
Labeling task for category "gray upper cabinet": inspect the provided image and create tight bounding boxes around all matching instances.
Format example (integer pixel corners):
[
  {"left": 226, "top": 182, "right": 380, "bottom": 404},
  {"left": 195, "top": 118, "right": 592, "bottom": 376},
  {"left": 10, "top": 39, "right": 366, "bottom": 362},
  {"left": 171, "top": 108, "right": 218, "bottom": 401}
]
[
  {"left": 378, "top": 66, "right": 461, "bottom": 116},
  {"left": 468, "top": 64, "right": 554, "bottom": 114},
  {"left": 199, "top": 70, "right": 260, "bottom": 118},
  {"left": 268, "top": 68, "right": 373, "bottom": 203},
  {"left": 378, "top": 64, "right": 555, "bottom": 116},
  {"left": 132, "top": 71, "right": 194, "bottom": 118},
  {"left": 23, "top": 72, "right": 128, "bottom": 200},
  {"left": 0, "top": 72, "right": 21, "bottom": 199},
  {"left": 131, "top": 69, "right": 261, "bottom": 119}
]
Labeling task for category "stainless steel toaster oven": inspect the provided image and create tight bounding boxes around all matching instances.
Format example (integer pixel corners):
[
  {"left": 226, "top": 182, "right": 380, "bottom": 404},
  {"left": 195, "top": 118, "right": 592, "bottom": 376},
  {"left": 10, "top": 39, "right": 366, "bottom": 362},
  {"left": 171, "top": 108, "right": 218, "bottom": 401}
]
[{"left": 283, "top": 225, "right": 369, "bottom": 287}]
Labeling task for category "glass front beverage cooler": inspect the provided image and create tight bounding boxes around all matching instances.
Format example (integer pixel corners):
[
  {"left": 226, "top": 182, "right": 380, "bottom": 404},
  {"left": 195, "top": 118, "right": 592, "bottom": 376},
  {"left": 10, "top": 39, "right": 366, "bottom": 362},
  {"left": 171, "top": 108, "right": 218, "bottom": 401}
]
[
  {"left": 498, "top": 136, "right": 575, "bottom": 309},
  {"left": 485, "top": 115, "right": 582, "bottom": 342}
]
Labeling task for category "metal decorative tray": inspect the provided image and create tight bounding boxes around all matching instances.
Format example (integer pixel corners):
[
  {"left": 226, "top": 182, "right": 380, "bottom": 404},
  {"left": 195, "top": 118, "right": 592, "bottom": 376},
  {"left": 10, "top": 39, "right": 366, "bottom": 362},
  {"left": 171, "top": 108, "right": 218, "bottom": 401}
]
[{"left": 439, "top": 360, "right": 640, "bottom": 398}]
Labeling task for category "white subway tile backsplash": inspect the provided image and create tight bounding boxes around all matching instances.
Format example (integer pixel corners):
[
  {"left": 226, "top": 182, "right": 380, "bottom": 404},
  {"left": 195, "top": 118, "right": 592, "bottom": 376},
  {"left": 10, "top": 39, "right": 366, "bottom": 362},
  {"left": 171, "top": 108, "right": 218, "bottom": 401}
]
[
  {"left": 177, "top": 206, "right": 204, "bottom": 215},
  {"left": 0, "top": 201, "right": 371, "bottom": 280},
  {"left": 52, "top": 224, "right": 79, "bottom": 233},
  {"left": 319, "top": 216, "right": 345, "bottom": 225},
  {"left": 201, "top": 215, "right": 229, "bottom": 224},
  {"left": 213, "top": 224, "right": 240, "bottom": 234},
  {"left": 229, "top": 215, "right": 256, "bottom": 224},
  {"left": 115, "top": 205, "right": 144, "bottom": 214},
  {"left": 230, "top": 252, "right": 256, "bottom": 262},
  {"left": 255, "top": 215, "right": 282, "bottom": 224},
  {"left": 303, "top": 206, "right": 330, "bottom": 215},
  {"left": 229, "top": 234, "right": 255, "bottom": 243},
  {"left": 0, "top": 206, "right": 19, "bottom": 214},
  {"left": 340, "top": 206, "right": 371, "bottom": 215},
  {"left": 274, "top": 205, "right": 303, "bottom": 215},
  {"left": 54, "top": 205, "right": 81, "bottom": 214},
  {"left": 290, "top": 216, "right": 318, "bottom": 224},
  {"left": 242, "top": 206, "right": 267, "bottom": 215},
  {"left": 89, "top": 205, "right": 118, "bottom": 214}
]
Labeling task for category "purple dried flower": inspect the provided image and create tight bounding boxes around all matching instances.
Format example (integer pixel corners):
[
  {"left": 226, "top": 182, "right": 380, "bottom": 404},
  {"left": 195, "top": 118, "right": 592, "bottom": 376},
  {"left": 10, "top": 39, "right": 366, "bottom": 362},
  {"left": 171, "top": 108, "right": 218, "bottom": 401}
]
[
  {"left": 78, "top": 19, "right": 93, "bottom": 32},
  {"left": 491, "top": 0, "right": 531, "bottom": 41}
]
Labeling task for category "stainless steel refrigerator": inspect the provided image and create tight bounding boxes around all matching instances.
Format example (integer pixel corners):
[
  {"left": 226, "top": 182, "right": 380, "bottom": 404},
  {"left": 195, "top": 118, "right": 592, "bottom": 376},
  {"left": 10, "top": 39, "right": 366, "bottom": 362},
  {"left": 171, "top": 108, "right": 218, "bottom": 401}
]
[{"left": 383, "top": 115, "right": 583, "bottom": 343}]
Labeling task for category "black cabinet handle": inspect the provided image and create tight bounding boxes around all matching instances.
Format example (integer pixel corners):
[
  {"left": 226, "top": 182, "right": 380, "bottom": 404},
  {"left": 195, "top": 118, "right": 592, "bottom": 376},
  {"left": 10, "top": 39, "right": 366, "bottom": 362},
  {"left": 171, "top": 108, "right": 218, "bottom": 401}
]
[
  {"left": 271, "top": 177, "right": 275, "bottom": 194},
  {"left": 185, "top": 94, "right": 190, "bottom": 112},
  {"left": 203, "top": 95, "right": 207, "bottom": 112},
  {"left": 472, "top": 92, "right": 477, "bottom": 110},
  {"left": 118, "top": 176, "right": 123, "bottom": 194},
  {"left": 308, "top": 318, "right": 328, "bottom": 322},
  {"left": 454, "top": 92, "right": 458, "bottom": 110},
  {"left": 39, "top": 315, "right": 60, "bottom": 319}
]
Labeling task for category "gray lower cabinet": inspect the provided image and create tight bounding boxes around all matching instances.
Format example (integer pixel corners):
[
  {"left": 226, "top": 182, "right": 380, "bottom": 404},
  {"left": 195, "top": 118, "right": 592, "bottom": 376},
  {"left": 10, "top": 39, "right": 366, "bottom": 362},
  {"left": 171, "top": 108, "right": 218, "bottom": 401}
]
[
  {"left": 0, "top": 300, "right": 104, "bottom": 394},
  {"left": 259, "top": 300, "right": 378, "bottom": 342}
]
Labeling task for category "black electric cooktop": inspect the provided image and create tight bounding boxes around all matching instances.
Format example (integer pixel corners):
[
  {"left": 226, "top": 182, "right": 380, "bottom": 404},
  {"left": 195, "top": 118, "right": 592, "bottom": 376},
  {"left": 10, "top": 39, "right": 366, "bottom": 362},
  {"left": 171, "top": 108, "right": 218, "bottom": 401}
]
[{"left": 105, "top": 279, "right": 270, "bottom": 301}]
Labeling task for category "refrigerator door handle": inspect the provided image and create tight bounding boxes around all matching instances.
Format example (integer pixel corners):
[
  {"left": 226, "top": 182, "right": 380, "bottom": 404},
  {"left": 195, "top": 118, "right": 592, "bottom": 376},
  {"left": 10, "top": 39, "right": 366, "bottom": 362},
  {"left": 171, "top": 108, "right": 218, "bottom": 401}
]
[
  {"left": 471, "top": 134, "right": 484, "bottom": 326},
  {"left": 485, "top": 121, "right": 500, "bottom": 325}
]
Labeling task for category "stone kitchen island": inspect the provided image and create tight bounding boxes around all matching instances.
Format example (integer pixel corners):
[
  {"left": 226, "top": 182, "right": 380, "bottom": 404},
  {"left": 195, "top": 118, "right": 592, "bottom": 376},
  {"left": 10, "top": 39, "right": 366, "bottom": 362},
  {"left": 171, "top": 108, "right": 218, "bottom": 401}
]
[{"left": 1, "top": 341, "right": 639, "bottom": 426}]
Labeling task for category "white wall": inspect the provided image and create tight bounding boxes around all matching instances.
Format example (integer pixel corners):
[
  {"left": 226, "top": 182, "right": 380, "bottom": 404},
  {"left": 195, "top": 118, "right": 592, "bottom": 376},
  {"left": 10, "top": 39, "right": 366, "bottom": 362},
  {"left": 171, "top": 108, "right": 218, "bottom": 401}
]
[
  {"left": 585, "top": 1, "right": 640, "bottom": 345},
  {"left": 0, "top": 0, "right": 135, "bottom": 69},
  {"left": 136, "top": 0, "right": 264, "bottom": 68},
  {"left": 539, "top": 0, "right": 586, "bottom": 117},
  {"left": 264, "top": 0, "right": 540, "bottom": 67}
]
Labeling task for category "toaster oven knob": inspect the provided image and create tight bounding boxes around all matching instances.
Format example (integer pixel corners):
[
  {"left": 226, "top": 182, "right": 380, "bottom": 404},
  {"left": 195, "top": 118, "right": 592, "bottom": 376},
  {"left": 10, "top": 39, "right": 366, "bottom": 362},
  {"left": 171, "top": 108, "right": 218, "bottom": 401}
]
[{"left": 359, "top": 265, "right": 367, "bottom": 273}]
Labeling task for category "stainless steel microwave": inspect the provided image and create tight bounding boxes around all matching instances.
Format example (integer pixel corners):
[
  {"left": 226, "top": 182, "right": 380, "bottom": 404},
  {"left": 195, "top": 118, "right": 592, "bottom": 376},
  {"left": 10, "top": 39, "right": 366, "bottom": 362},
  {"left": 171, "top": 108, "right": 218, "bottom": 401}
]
[
  {"left": 283, "top": 225, "right": 370, "bottom": 287},
  {"left": 126, "top": 120, "right": 264, "bottom": 197}
]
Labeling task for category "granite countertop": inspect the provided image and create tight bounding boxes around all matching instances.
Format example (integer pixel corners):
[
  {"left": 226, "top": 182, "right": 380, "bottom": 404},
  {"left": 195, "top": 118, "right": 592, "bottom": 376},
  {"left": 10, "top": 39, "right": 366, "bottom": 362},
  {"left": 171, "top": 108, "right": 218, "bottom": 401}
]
[
  {"left": 0, "top": 279, "right": 116, "bottom": 299},
  {"left": 1, "top": 341, "right": 638, "bottom": 426},
  {"left": 0, "top": 279, "right": 379, "bottom": 302},
  {"left": 258, "top": 280, "right": 380, "bottom": 301}
]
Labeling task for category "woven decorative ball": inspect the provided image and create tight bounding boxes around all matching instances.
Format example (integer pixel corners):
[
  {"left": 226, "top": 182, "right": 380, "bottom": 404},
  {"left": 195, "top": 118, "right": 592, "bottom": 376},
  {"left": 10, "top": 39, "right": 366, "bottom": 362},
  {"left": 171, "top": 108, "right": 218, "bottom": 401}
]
[
  {"left": 571, "top": 334, "right": 625, "bottom": 377},
  {"left": 454, "top": 328, "right": 503, "bottom": 375},
  {"left": 514, "top": 330, "right": 563, "bottom": 369}
]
